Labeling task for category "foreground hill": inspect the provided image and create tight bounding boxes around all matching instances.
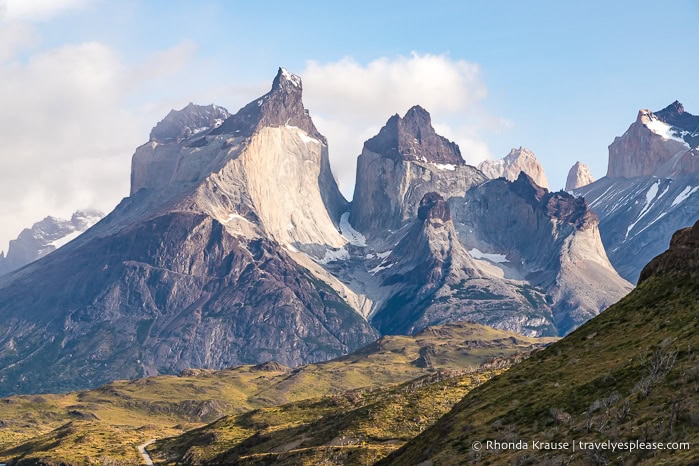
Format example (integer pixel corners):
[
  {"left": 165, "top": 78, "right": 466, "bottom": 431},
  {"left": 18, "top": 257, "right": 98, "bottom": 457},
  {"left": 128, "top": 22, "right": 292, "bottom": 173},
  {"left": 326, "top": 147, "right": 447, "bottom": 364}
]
[
  {"left": 0, "top": 322, "right": 553, "bottom": 465},
  {"left": 382, "top": 221, "right": 699, "bottom": 465}
]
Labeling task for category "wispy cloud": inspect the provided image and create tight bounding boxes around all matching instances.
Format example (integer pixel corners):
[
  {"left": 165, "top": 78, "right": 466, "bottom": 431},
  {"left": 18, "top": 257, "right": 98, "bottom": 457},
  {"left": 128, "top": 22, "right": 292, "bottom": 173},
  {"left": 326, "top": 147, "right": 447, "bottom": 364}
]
[
  {"left": 2, "top": 0, "right": 93, "bottom": 21},
  {"left": 0, "top": 34, "right": 200, "bottom": 252}
]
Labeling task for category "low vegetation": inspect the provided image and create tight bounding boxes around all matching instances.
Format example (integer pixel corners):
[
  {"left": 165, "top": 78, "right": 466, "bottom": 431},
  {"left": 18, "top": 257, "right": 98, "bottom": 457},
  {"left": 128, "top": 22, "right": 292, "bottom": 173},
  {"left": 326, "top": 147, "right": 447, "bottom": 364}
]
[
  {"left": 0, "top": 322, "right": 553, "bottom": 465},
  {"left": 382, "top": 274, "right": 699, "bottom": 465}
]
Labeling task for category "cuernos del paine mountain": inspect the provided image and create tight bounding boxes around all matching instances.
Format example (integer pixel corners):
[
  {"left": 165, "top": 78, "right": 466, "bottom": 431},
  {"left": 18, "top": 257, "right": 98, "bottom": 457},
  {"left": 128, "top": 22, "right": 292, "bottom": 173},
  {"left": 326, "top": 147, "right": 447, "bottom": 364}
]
[
  {"left": 575, "top": 101, "right": 699, "bottom": 282},
  {"left": 0, "top": 68, "right": 632, "bottom": 396},
  {"left": 0, "top": 69, "right": 377, "bottom": 396}
]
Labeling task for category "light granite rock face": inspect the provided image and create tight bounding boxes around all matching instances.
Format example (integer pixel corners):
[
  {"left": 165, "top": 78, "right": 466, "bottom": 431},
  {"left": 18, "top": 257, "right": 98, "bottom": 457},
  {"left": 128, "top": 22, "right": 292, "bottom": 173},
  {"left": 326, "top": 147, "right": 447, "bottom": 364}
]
[
  {"left": 350, "top": 106, "right": 485, "bottom": 232},
  {"left": 0, "top": 210, "right": 103, "bottom": 276},
  {"left": 478, "top": 147, "right": 550, "bottom": 189},
  {"left": 565, "top": 161, "right": 594, "bottom": 191}
]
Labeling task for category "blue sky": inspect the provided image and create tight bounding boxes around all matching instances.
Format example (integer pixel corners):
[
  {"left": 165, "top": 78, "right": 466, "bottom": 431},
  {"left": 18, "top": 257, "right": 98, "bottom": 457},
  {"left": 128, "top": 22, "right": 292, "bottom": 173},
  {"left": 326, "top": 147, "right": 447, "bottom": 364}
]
[{"left": 0, "top": 0, "right": 697, "bottom": 250}]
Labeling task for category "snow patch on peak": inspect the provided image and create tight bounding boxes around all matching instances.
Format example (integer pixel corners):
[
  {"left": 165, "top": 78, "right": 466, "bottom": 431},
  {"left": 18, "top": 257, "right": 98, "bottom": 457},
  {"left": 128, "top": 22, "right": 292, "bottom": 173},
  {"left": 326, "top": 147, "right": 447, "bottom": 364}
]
[
  {"left": 285, "top": 124, "right": 321, "bottom": 145},
  {"left": 644, "top": 114, "right": 690, "bottom": 148},
  {"left": 280, "top": 67, "right": 302, "bottom": 88}
]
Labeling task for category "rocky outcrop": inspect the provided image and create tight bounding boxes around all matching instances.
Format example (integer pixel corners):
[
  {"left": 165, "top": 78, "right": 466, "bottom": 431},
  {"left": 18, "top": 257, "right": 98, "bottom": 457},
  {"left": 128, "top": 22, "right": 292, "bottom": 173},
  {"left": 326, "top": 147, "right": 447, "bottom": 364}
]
[
  {"left": 478, "top": 147, "right": 550, "bottom": 189},
  {"left": 0, "top": 210, "right": 103, "bottom": 276},
  {"left": 565, "top": 161, "right": 594, "bottom": 191},
  {"left": 607, "top": 101, "right": 699, "bottom": 179},
  {"left": 639, "top": 219, "right": 699, "bottom": 283},
  {"left": 149, "top": 103, "right": 230, "bottom": 145},
  {"left": 350, "top": 107, "right": 484, "bottom": 232},
  {"left": 0, "top": 212, "right": 377, "bottom": 395}
]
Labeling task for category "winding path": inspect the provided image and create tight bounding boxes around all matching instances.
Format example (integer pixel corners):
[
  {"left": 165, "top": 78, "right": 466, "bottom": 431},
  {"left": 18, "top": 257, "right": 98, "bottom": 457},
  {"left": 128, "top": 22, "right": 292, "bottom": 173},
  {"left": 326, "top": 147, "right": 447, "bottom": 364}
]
[{"left": 137, "top": 439, "right": 155, "bottom": 465}]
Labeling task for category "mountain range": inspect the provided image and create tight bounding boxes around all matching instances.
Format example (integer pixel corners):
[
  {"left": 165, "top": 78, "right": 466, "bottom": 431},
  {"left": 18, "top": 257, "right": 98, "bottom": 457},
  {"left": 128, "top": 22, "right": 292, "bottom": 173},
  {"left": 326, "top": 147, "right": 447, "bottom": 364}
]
[
  {"left": 0, "top": 68, "right": 633, "bottom": 396},
  {"left": 0, "top": 68, "right": 697, "bottom": 465}
]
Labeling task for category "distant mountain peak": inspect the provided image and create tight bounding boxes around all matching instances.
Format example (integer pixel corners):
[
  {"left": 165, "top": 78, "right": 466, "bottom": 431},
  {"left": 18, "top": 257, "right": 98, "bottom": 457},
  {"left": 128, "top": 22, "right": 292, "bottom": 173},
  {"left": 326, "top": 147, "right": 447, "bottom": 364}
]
[
  {"left": 608, "top": 101, "right": 699, "bottom": 179},
  {"left": 363, "top": 106, "right": 464, "bottom": 165},
  {"left": 565, "top": 161, "right": 594, "bottom": 191},
  {"left": 478, "top": 146, "right": 550, "bottom": 189}
]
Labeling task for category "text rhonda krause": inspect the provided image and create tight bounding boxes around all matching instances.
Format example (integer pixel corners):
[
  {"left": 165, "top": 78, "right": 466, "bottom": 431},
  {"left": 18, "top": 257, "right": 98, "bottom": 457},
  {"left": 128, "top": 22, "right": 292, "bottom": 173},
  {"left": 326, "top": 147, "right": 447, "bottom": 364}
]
[{"left": 483, "top": 440, "right": 690, "bottom": 452}]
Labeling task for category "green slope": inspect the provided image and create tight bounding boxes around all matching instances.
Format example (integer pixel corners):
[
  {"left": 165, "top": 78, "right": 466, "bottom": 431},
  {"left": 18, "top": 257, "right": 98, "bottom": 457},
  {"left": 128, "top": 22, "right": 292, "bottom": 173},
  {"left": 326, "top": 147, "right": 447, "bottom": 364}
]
[
  {"left": 0, "top": 322, "right": 553, "bottom": 465},
  {"left": 383, "top": 223, "right": 699, "bottom": 465}
]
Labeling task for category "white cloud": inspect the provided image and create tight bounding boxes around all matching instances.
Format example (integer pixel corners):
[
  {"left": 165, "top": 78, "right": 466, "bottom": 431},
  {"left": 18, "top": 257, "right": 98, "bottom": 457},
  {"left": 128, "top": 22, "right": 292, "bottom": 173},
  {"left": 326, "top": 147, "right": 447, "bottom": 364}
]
[
  {"left": 3, "top": 0, "right": 93, "bottom": 21},
  {"left": 0, "top": 35, "right": 200, "bottom": 253},
  {"left": 300, "top": 53, "right": 499, "bottom": 198}
]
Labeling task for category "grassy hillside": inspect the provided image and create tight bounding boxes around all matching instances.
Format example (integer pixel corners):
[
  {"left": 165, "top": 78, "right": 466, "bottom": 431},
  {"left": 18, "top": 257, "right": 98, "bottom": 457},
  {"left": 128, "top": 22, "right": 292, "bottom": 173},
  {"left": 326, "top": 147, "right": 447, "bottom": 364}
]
[
  {"left": 0, "top": 322, "right": 553, "bottom": 465},
  {"left": 382, "top": 233, "right": 699, "bottom": 465}
]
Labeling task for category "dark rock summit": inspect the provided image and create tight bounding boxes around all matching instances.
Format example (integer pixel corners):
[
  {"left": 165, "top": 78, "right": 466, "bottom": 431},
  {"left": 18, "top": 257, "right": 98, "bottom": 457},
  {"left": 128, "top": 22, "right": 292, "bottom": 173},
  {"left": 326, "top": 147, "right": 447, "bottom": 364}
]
[
  {"left": 212, "top": 67, "right": 323, "bottom": 141},
  {"left": 350, "top": 107, "right": 483, "bottom": 232},
  {"left": 364, "top": 105, "right": 464, "bottom": 165}
]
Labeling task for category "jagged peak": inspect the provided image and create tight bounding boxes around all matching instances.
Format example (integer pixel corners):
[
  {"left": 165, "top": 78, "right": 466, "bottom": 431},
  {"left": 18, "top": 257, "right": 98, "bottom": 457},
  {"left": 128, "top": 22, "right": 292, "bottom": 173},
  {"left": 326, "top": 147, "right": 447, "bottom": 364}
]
[
  {"left": 509, "top": 172, "right": 595, "bottom": 228},
  {"left": 272, "top": 67, "right": 303, "bottom": 92},
  {"left": 478, "top": 146, "right": 550, "bottom": 189},
  {"left": 659, "top": 100, "right": 684, "bottom": 115},
  {"left": 363, "top": 106, "right": 464, "bottom": 165},
  {"left": 505, "top": 146, "right": 536, "bottom": 161},
  {"left": 212, "top": 67, "right": 321, "bottom": 140}
]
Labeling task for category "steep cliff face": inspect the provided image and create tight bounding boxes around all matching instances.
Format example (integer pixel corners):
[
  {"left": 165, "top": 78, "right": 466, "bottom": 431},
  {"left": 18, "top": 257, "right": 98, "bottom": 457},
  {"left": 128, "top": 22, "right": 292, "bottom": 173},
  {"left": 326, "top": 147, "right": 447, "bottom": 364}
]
[
  {"left": 478, "top": 147, "right": 550, "bottom": 189},
  {"left": 607, "top": 101, "right": 699, "bottom": 179},
  {"left": 350, "top": 106, "right": 485, "bottom": 232},
  {"left": 565, "top": 161, "right": 594, "bottom": 191},
  {"left": 576, "top": 101, "right": 699, "bottom": 283},
  {"left": 0, "top": 210, "right": 103, "bottom": 276},
  {"left": 450, "top": 173, "right": 631, "bottom": 334},
  {"left": 0, "top": 68, "right": 376, "bottom": 396}
]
